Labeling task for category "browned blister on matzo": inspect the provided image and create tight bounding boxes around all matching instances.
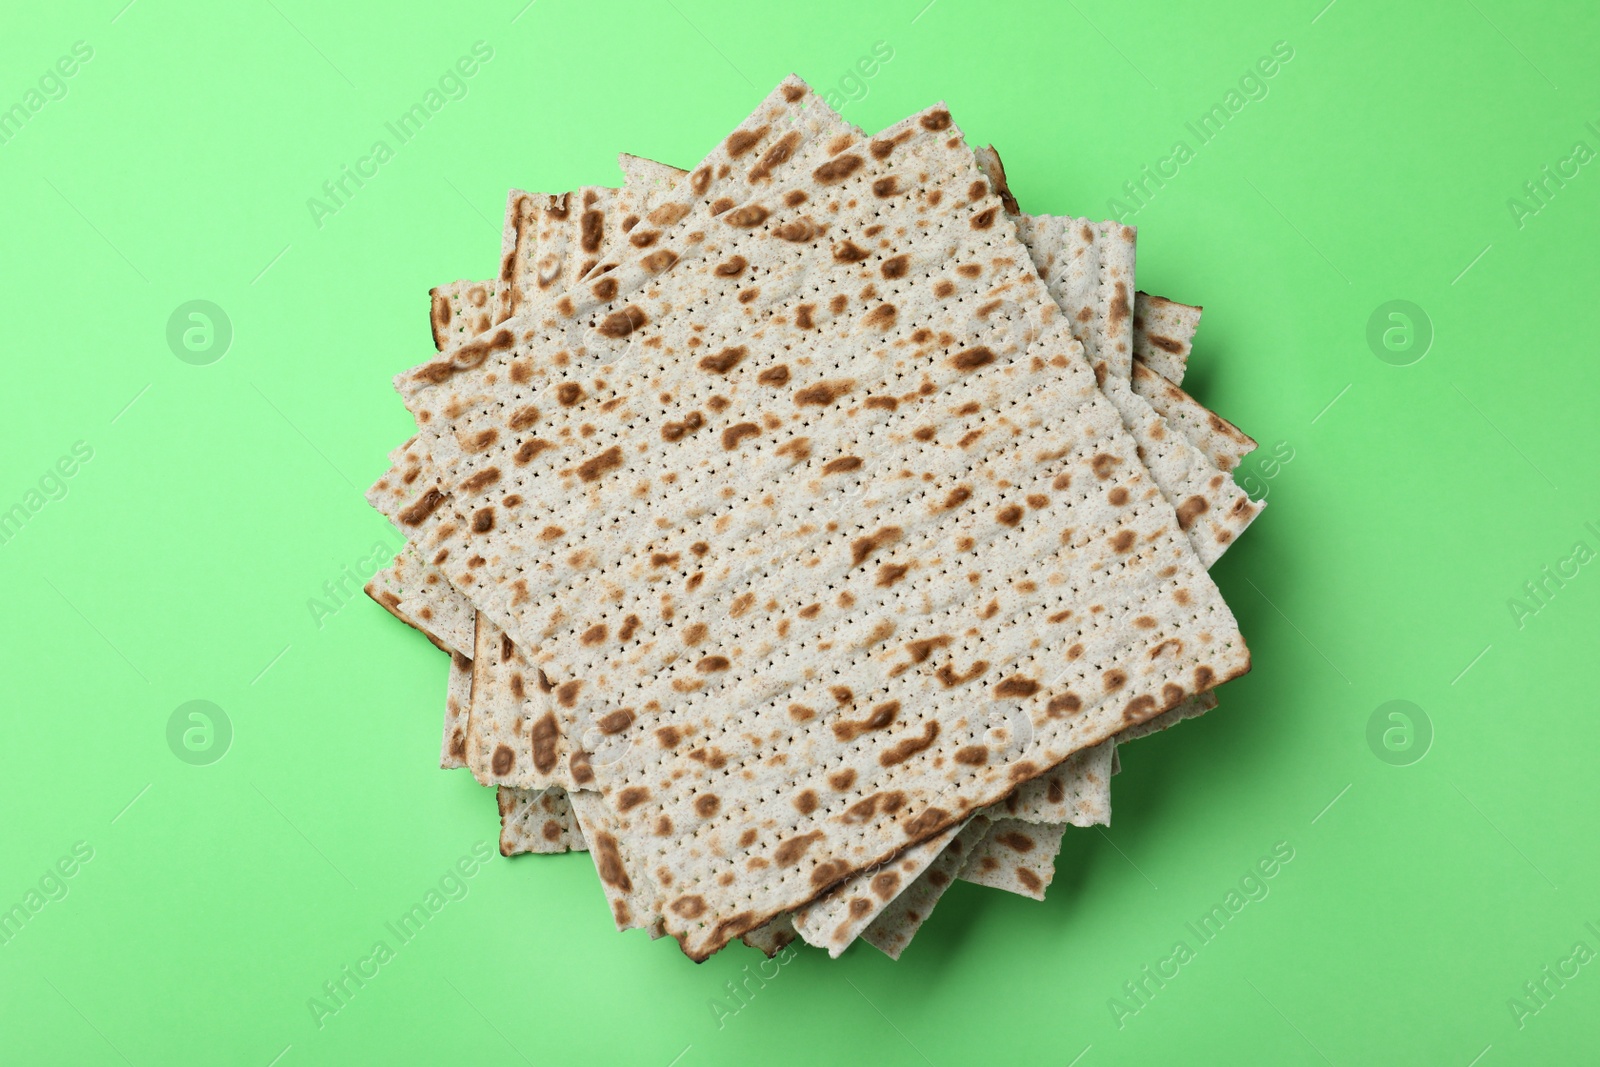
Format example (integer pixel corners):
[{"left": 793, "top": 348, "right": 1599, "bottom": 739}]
[{"left": 396, "top": 78, "right": 1248, "bottom": 959}]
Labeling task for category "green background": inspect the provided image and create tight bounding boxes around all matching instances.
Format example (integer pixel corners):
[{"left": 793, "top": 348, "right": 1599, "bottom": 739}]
[{"left": 3, "top": 0, "right": 1596, "bottom": 1062}]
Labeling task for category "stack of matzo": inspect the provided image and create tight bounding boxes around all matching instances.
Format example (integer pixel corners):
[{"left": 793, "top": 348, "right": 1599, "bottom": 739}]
[{"left": 363, "top": 76, "right": 1260, "bottom": 961}]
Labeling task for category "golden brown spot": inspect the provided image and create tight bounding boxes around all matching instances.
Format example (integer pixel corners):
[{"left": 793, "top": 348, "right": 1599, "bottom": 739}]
[
  {"left": 596, "top": 305, "right": 646, "bottom": 338},
  {"left": 935, "top": 660, "right": 989, "bottom": 687},
  {"left": 876, "top": 563, "right": 909, "bottom": 587},
  {"left": 514, "top": 439, "right": 553, "bottom": 465},
  {"left": 774, "top": 219, "right": 817, "bottom": 242},
  {"left": 1111, "top": 529, "right": 1136, "bottom": 553},
  {"left": 775, "top": 830, "right": 823, "bottom": 866},
  {"left": 928, "top": 489, "right": 972, "bottom": 518},
  {"left": 997, "top": 831, "right": 1036, "bottom": 852},
  {"left": 580, "top": 623, "right": 608, "bottom": 646},
  {"left": 950, "top": 346, "right": 996, "bottom": 371},
  {"left": 696, "top": 655, "right": 731, "bottom": 672},
  {"left": 714, "top": 255, "right": 748, "bottom": 277},
  {"left": 593, "top": 832, "right": 632, "bottom": 891},
  {"left": 996, "top": 504, "right": 1024, "bottom": 526},
  {"left": 616, "top": 786, "right": 649, "bottom": 813},
  {"left": 661, "top": 411, "right": 705, "bottom": 442},
  {"left": 721, "top": 422, "right": 760, "bottom": 450},
  {"left": 995, "top": 676, "right": 1041, "bottom": 700},
  {"left": 833, "top": 240, "right": 871, "bottom": 263},
  {"left": 1109, "top": 487, "right": 1129, "bottom": 505},
  {"left": 828, "top": 768, "right": 857, "bottom": 791},
  {"left": 822, "top": 456, "right": 862, "bottom": 474},
  {"left": 1090, "top": 453, "right": 1122, "bottom": 480},
  {"left": 641, "top": 249, "right": 678, "bottom": 273},
  {"left": 813, "top": 154, "right": 864, "bottom": 184},
  {"left": 490, "top": 744, "right": 513, "bottom": 776},
  {"left": 843, "top": 791, "right": 908, "bottom": 823},
  {"left": 1046, "top": 693, "right": 1081, "bottom": 719},
  {"left": 748, "top": 129, "right": 802, "bottom": 182},
  {"left": 1176, "top": 495, "right": 1209, "bottom": 529},
  {"left": 795, "top": 303, "right": 816, "bottom": 330},
  {"left": 758, "top": 363, "right": 791, "bottom": 386},
  {"left": 576, "top": 446, "right": 623, "bottom": 482},
  {"left": 1109, "top": 281, "right": 1130, "bottom": 331},
  {"left": 954, "top": 745, "right": 988, "bottom": 766},
  {"left": 670, "top": 894, "right": 707, "bottom": 919},
  {"left": 794, "top": 378, "right": 855, "bottom": 406},
  {"left": 903, "top": 807, "right": 952, "bottom": 838},
  {"left": 698, "top": 345, "right": 748, "bottom": 374},
  {"left": 970, "top": 206, "right": 998, "bottom": 229},
  {"left": 1122, "top": 695, "right": 1157, "bottom": 723},
  {"left": 794, "top": 790, "right": 819, "bottom": 815},
  {"left": 1103, "top": 670, "right": 1128, "bottom": 693},
  {"left": 726, "top": 125, "right": 768, "bottom": 158},
  {"left": 724, "top": 204, "right": 770, "bottom": 228},
  {"left": 530, "top": 712, "right": 560, "bottom": 773},
  {"left": 397, "top": 488, "right": 445, "bottom": 527},
  {"left": 879, "top": 254, "right": 910, "bottom": 279},
  {"left": 850, "top": 525, "right": 902, "bottom": 565},
  {"left": 460, "top": 467, "right": 502, "bottom": 494},
  {"left": 832, "top": 700, "right": 900, "bottom": 742},
  {"left": 694, "top": 794, "right": 721, "bottom": 818},
  {"left": 864, "top": 303, "right": 897, "bottom": 330}
]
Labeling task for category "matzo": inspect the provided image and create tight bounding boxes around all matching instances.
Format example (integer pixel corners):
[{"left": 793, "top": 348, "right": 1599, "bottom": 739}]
[
  {"left": 958, "top": 818, "right": 1064, "bottom": 900},
  {"left": 398, "top": 80, "right": 1249, "bottom": 957},
  {"left": 860, "top": 816, "right": 991, "bottom": 959},
  {"left": 1132, "top": 292, "right": 1201, "bottom": 384},
  {"left": 498, "top": 786, "right": 587, "bottom": 855}
]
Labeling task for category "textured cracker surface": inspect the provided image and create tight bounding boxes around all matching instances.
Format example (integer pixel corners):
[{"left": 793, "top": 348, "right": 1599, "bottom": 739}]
[
  {"left": 498, "top": 786, "right": 587, "bottom": 855},
  {"left": 398, "top": 80, "right": 1248, "bottom": 958},
  {"left": 1132, "top": 293, "right": 1200, "bottom": 384},
  {"left": 958, "top": 818, "right": 1064, "bottom": 900},
  {"left": 860, "top": 816, "right": 991, "bottom": 959}
]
